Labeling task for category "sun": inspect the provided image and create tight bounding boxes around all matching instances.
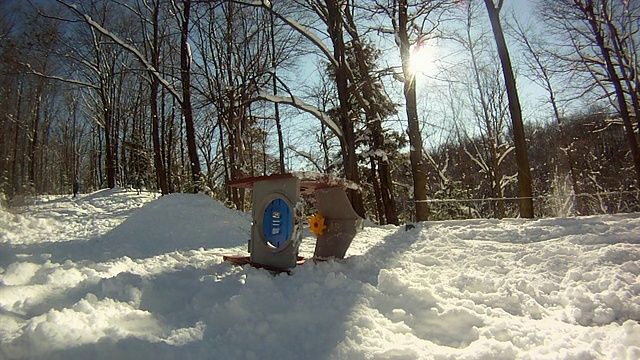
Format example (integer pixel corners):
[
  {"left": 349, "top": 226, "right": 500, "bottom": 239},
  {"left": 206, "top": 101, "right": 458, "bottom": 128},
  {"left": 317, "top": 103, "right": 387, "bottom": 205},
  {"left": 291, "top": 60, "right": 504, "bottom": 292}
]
[{"left": 409, "top": 38, "right": 439, "bottom": 76}]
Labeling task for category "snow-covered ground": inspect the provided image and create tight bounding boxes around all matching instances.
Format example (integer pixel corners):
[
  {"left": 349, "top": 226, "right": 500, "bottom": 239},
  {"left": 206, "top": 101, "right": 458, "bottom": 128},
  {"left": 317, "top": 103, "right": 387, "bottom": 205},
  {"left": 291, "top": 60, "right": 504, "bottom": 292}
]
[{"left": 1, "top": 189, "right": 639, "bottom": 359}]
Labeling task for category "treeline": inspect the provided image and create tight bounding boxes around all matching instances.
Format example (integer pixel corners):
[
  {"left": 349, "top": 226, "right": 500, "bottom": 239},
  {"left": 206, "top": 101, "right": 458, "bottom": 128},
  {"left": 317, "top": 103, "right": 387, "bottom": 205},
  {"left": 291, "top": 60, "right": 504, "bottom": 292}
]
[
  {"left": 0, "top": 0, "right": 638, "bottom": 222},
  {"left": 422, "top": 109, "right": 639, "bottom": 220}
]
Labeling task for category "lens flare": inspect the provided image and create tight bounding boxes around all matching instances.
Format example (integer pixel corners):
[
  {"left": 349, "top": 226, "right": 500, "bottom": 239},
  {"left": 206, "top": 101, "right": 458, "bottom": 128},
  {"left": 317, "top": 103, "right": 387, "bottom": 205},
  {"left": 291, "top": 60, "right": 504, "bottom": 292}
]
[{"left": 409, "top": 39, "right": 439, "bottom": 76}]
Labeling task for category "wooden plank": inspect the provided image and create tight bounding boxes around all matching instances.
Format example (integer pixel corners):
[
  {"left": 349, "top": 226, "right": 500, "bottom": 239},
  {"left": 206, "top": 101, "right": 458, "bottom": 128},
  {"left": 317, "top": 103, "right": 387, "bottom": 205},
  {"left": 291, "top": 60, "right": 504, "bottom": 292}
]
[
  {"left": 227, "top": 173, "right": 295, "bottom": 189},
  {"left": 227, "top": 171, "right": 359, "bottom": 194}
]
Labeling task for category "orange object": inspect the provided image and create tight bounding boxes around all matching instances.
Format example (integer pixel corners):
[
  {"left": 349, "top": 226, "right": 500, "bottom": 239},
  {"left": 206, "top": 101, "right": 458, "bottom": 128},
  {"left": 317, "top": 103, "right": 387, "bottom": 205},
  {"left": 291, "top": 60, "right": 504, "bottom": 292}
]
[{"left": 309, "top": 214, "right": 327, "bottom": 236}]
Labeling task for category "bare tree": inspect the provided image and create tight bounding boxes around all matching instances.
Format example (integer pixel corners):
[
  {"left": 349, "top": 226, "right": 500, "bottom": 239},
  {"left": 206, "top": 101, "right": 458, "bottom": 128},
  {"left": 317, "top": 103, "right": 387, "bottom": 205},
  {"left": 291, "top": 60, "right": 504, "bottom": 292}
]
[
  {"left": 268, "top": 3, "right": 285, "bottom": 173},
  {"left": 580, "top": 0, "right": 640, "bottom": 189},
  {"left": 52, "top": 0, "right": 204, "bottom": 192},
  {"left": 343, "top": 3, "right": 399, "bottom": 225},
  {"left": 176, "top": 0, "right": 202, "bottom": 192},
  {"left": 134, "top": 0, "right": 169, "bottom": 195},
  {"left": 192, "top": 1, "right": 284, "bottom": 208},
  {"left": 35, "top": 1, "right": 128, "bottom": 190},
  {"left": 484, "top": 0, "right": 534, "bottom": 218},
  {"left": 540, "top": 0, "right": 640, "bottom": 190},
  {"left": 510, "top": 17, "right": 583, "bottom": 214},
  {"left": 370, "top": 0, "right": 449, "bottom": 221},
  {"left": 452, "top": 2, "right": 516, "bottom": 218},
  {"left": 395, "top": 0, "right": 430, "bottom": 221}
]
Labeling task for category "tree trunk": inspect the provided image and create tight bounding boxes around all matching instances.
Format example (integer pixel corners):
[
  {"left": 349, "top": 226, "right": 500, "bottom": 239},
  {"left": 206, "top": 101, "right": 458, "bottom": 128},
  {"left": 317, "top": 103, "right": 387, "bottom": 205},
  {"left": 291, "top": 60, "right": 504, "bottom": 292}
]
[
  {"left": 370, "top": 158, "right": 385, "bottom": 224},
  {"left": 377, "top": 141, "right": 399, "bottom": 225},
  {"left": 601, "top": 2, "right": 640, "bottom": 132},
  {"left": 484, "top": 0, "right": 534, "bottom": 218},
  {"left": 466, "top": 9, "right": 505, "bottom": 218},
  {"left": 270, "top": 8, "right": 285, "bottom": 173},
  {"left": 151, "top": 79, "right": 168, "bottom": 194},
  {"left": 112, "top": 66, "right": 122, "bottom": 187},
  {"left": 102, "top": 88, "right": 116, "bottom": 189},
  {"left": 29, "top": 89, "right": 42, "bottom": 193},
  {"left": 151, "top": 0, "right": 168, "bottom": 195},
  {"left": 398, "top": 0, "right": 429, "bottom": 221},
  {"left": 105, "top": 112, "right": 116, "bottom": 189},
  {"left": 180, "top": 0, "right": 202, "bottom": 193},
  {"left": 326, "top": 0, "right": 365, "bottom": 218},
  {"left": 12, "top": 81, "right": 24, "bottom": 196}
]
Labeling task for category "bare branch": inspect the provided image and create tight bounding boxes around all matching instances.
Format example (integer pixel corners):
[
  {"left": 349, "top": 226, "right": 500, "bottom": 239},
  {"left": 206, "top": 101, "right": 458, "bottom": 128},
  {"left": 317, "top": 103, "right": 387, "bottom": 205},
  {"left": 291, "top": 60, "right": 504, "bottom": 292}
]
[
  {"left": 232, "top": 0, "right": 338, "bottom": 68},
  {"left": 55, "top": 0, "right": 184, "bottom": 104},
  {"left": 287, "top": 145, "right": 324, "bottom": 172},
  {"left": 21, "top": 63, "right": 99, "bottom": 90},
  {"left": 256, "top": 91, "right": 343, "bottom": 138}
]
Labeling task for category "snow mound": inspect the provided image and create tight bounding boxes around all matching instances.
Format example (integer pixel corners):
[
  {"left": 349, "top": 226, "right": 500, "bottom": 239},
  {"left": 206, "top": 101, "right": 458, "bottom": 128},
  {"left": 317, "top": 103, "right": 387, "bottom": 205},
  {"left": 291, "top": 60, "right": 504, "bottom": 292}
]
[{"left": 83, "top": 193, "right": 250, "bottom": 262}]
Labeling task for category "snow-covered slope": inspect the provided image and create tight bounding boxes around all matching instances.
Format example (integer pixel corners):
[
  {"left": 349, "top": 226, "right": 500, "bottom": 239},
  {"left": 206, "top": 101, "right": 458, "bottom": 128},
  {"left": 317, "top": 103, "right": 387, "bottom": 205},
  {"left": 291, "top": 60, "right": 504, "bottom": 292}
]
[{"left": 1, "top": 189, "right": 639, "bottom": 359}]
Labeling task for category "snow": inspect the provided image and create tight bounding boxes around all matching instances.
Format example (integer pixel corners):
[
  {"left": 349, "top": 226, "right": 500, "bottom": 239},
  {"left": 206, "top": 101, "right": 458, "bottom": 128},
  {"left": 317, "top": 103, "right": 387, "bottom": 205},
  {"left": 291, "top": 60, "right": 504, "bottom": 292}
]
[{"left": 1, "top": 189, "right": 639, "bottom": 359}]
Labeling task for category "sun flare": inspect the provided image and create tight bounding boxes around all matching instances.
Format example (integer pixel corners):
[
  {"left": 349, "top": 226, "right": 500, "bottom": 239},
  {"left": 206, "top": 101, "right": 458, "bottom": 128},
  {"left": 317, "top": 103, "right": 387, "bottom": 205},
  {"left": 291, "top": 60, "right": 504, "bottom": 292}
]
[{"left": 409, "top": 39, "right": 439, "bottom": 76}]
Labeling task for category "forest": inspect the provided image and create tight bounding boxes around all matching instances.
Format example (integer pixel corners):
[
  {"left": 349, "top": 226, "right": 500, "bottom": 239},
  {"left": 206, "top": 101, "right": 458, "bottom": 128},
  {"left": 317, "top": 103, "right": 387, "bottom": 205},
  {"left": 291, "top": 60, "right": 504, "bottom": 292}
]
[{"left": 0, "top": 0, "right": 639, "bottom": 223}]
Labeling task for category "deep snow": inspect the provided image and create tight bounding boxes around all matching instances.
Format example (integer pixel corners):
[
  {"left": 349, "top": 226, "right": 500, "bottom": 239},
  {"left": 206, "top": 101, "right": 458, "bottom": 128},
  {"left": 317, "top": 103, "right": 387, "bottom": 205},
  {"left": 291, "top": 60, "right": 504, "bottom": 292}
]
[{"left": 1, "top": 189, "right": 639, "bottom": 359}]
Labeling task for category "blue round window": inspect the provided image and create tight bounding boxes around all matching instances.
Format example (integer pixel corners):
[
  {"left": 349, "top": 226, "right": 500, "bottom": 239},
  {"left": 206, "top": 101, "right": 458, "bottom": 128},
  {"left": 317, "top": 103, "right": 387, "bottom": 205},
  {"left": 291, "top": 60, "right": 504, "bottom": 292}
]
[{"left": 262, "top": 198, "right": 292, "bottom": 248}]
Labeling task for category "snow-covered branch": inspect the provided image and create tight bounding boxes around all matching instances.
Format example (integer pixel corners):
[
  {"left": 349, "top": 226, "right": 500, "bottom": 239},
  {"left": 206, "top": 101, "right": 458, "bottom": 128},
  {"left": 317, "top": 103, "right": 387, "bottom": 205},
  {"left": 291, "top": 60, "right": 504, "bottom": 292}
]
[
  {"left": 55, "top": 0, "right": 184, "bottom": 104},
  {"left": 496, "top": 145, "right": 514, "bottom": 166},
  {"left": 256, "top": 91, "right": 343, "bottom": 138},
  {"left": 463, "top": 145, "right": 489, "bottom": 174},
  {"left": 232, "top": 0, "right": 338, "bottom": 68},
  {"left": 423, "top": 150, "right": 450, "bottom": 185}
]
